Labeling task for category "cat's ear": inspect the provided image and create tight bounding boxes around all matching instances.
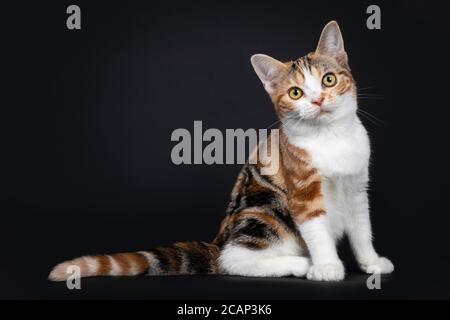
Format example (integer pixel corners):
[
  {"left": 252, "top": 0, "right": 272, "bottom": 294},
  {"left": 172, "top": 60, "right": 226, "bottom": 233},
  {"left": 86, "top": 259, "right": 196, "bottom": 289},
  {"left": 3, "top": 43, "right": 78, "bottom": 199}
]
[
  {"left": 251, "top": 54, "right": 287, "bottom": 93},
  {"left": 315, "top": 21, "right": 349, "bottom": 69}
]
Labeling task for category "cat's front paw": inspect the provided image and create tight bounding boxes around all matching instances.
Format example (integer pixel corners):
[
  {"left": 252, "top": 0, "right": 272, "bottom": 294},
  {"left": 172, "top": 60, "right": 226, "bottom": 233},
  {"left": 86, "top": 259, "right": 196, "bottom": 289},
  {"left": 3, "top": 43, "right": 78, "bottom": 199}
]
[
  {"left": 307, "top": 262, "right": 345, "bottom": 281},
  {"left": 360, "top": 257, "right": 394, "bottom": 274}
]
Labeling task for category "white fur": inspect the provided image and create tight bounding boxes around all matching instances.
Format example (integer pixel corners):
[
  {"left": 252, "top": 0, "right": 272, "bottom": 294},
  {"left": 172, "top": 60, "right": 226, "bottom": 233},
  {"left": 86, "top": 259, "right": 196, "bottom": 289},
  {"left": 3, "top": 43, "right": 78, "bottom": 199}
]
[
  {"left": 283, "top": 86, "right": 394, "bottom": 280},
  {"left": 302, "top": 69, "right": 323, "bottom": 102},
  {"left": 299, "top": 216, "right": 344, "bottom": 281},
  {"left": 219, "top": 237, "right": 310, "bottom": 277}
]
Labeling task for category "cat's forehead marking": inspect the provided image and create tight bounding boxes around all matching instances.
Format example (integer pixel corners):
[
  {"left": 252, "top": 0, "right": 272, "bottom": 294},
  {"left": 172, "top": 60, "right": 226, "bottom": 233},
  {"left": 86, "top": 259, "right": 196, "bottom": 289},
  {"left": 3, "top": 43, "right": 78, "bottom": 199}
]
[
  {"left": 291, "top": 56, "right": 311, "bottom": 75},
  {"left": 292, "top": 55, "right": 320, "bottom": 72},
  {"left": 287, "top": 55, "right": 321, "bottom": 85},
  {"left": 287, "top": 54, "right": 344, "bottom": 87}
]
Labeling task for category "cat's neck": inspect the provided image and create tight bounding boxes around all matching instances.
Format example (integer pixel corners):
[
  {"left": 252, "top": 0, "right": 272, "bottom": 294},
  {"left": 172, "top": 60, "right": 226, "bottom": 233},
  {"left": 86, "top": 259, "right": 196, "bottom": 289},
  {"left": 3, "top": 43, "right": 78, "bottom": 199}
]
[
  {"left": 279, "top": 111, "right": 370, "bottom": 177},
  {"left": 281, "top": 112, "right": 360, "bottom": 140}
]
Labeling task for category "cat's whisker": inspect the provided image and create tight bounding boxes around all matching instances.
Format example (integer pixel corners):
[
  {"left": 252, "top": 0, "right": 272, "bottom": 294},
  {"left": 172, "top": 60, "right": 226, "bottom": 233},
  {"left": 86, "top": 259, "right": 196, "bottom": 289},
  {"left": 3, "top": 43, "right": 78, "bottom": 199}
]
[
  {"left": 357, "top": 86, "right": 377, "bottom": 92},
  {"left": 357, "top": 111, "right": 380, "bottom": 126},
  {"left": 358, "top": 108, "right": 386, "bottom": 123},
  {"left": 265, "top": 118, "right": 283, "bottom": 129},
  {"left": 357, "top": 93, "right": 384, "bottom": 97},
  {"left": 266, "top": 113, "right": 301, "bottom": 131},
  {"left": 357, "top": 97, "right": 384, "bottom": 100},
  {"left": 357, "top": 109, "right": 386, "bottom": 126}
]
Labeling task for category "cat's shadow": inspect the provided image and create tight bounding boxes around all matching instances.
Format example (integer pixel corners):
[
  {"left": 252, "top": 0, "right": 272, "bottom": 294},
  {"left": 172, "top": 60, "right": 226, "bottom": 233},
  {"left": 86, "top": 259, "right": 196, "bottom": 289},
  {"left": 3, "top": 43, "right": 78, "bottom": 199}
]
[{"left": 220, "top": 272, "right": 393, "bottom": 288}]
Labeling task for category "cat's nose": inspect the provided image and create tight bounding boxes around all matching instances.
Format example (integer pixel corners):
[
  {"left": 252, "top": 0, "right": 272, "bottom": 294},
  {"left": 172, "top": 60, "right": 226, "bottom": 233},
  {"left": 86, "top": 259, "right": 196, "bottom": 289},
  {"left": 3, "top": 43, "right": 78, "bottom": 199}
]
[{"left": 312, "top": 97, "right": 324, "bottom": 107}]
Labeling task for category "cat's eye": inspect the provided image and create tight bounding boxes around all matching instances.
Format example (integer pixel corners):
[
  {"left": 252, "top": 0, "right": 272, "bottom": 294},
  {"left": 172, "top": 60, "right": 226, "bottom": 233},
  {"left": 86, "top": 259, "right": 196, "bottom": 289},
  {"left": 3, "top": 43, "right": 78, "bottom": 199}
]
[
  {"left": 288, "top": 87, "right": 303, "bottom": 100},
  {"left": 322, "top": 73, "right": 337, "bottom": 87}
]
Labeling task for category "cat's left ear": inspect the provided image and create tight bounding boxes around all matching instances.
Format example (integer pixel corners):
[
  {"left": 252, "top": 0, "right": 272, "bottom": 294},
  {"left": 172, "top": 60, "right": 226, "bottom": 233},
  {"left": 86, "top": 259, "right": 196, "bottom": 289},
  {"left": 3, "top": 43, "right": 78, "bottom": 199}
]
[
  {"left": 315, "top": 21, "right": 349, "bottom": 69},
  {"left": 251, "top": 54, "right": 287, "bottom": 94}
]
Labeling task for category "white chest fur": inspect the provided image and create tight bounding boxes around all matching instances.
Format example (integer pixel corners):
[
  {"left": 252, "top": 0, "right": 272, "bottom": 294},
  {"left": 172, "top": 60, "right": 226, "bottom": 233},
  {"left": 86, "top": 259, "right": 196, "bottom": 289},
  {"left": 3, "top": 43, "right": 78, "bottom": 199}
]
[
  {"left": 285, "top": 117, "right": 371, "bottom": 239},
  {"left": 286, "top": 119, "right": 370, "bottom": 178}
]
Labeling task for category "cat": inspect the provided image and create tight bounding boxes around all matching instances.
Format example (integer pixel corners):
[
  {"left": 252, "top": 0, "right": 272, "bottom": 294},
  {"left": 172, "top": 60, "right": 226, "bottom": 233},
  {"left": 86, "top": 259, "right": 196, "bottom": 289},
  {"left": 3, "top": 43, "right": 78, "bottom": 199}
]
[{"left": 49, "top": 21, "right": 393, "bottom": 282}]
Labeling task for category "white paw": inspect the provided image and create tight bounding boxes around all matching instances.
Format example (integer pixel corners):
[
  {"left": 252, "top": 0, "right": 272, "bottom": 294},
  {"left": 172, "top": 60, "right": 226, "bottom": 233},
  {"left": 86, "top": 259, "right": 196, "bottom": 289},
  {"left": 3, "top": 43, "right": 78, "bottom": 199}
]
[
  {"left": 307, "top": 262, "right": 345, "bottom": 281},
  {"left": 360, "top": 257, "right": 394, "bottom": 274}
]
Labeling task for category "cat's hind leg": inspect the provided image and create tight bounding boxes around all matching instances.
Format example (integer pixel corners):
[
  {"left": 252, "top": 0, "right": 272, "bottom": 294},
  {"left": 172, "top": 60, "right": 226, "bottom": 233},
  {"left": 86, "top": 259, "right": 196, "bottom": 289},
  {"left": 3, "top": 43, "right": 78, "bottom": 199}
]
[
  {"left": 217, "top": 210, "right": 309, "bottom": 277},
  {"left": 219, "top": 242, "right": 310, "bottom": 277}
]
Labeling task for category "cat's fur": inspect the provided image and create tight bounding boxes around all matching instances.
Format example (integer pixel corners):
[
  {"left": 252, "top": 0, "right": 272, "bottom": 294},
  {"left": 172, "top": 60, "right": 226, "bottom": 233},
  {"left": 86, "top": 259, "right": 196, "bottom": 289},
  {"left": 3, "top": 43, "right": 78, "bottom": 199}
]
[{"left": 49, "top": 21, "right": 393, "bottom": 282}]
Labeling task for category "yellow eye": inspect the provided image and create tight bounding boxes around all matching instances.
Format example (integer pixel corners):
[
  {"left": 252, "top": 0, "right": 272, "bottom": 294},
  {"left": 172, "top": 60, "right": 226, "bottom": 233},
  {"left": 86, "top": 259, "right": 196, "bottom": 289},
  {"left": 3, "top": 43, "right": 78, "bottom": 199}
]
[
  {"left": 322, "top": 73, "right": 337, "bottom": 87},
  {"left": 288, "top": 87, "right": 303, "bottom": 100}
]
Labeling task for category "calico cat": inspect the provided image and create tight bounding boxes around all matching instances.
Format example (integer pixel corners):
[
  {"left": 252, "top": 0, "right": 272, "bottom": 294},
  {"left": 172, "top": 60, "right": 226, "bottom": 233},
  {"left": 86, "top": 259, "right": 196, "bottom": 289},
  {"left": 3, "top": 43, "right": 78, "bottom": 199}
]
[{"left": 49, "top": 21, "right": 393, "bottom": 282}]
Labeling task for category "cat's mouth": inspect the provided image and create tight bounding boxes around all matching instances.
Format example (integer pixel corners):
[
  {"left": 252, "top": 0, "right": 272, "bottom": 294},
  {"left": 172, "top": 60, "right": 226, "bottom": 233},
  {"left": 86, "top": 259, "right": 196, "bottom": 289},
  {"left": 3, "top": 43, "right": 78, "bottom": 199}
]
[{"left": 318, "top": 105, "right": 337, "bottom": 116}]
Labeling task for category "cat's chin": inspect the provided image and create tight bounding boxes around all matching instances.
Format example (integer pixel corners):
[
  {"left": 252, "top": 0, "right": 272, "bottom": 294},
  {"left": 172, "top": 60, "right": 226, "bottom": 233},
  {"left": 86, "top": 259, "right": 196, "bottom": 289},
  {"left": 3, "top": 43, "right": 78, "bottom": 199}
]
[
  {"left": 307, "top": 111, "right": 336, "bottom": 124},
  {"left": 308, "top": 107, "right": 337, "bottom": 121}
]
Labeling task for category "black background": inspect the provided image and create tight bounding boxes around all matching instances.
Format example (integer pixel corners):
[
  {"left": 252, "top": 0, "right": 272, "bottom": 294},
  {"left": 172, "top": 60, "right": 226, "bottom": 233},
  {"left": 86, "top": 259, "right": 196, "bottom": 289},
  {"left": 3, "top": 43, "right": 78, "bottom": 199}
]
[{"left": 2, "top": 0, "right": 450, "bottom": 299}]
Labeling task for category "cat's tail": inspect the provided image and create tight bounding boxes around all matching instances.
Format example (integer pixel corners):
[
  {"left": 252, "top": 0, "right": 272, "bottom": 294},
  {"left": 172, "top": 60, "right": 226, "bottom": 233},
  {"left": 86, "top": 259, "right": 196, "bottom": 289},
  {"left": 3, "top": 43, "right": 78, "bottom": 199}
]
[{"left": 48, "top": 241, "right": 220, "bottom": 281}]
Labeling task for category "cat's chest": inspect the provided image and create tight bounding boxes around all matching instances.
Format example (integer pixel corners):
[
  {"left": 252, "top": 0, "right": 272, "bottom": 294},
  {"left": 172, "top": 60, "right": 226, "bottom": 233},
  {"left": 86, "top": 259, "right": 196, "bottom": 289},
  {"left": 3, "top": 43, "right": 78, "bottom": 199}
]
[{"left": 288, "top": 124, "right": 370, "bottom": 178}]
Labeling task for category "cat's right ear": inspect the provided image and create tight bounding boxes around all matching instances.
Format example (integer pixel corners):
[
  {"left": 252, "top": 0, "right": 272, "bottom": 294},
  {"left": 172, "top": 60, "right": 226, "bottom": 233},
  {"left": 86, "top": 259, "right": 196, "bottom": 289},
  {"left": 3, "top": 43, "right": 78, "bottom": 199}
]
[
  {"left": 251, "top": 54, "right": 286, "bottom": 94},
  {"left": 315, "top": 21, "right": 349, "bottom": 69}
]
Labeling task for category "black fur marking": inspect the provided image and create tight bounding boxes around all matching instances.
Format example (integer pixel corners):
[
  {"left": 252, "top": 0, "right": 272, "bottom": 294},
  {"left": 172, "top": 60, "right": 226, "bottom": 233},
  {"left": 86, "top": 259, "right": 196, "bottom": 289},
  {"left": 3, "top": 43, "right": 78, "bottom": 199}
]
[
  {"left": 214, "top": 229, "right": 228, "bottom": 248},
  {"left": 238, "top": 218, "right": 267, "bottom": 238},
  {"left": 149, "top": 248, "right": 171, "bottom": 273},
  {"left": 291, "top": 60, "right": 299, "bottom": 73},
  {"left": 235, "top": 239, "right": 266, "bottom": 250},
  {"left": 236, "top": 218, "right": 278, "bottom": 239},
  {"left": 226, "top": 165, "right": 252, "bottom": 214},
  {"left": 304, "top": 55, "right": 311, "bottom": 71},
  {"left": 244, "top": 191, "right": 274, "bottom": 208},
  {"left": 184, "top": 242, "right": 213, "bottom": 274},
  {"left": 270, "top": 206, "right": 298, "bottom": 234}
]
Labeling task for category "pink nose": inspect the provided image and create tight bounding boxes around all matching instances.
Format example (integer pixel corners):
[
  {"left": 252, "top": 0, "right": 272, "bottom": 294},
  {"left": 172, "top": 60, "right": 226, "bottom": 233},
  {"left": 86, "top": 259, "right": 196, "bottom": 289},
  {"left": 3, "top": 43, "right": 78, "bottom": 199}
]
[{"left": 312, "top": 97, "right": 324, "bottom": 106}]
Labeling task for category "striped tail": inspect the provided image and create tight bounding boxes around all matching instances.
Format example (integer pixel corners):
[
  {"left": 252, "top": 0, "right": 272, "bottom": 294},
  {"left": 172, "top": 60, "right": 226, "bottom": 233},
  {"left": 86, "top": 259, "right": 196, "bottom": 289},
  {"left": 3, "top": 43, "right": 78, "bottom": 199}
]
[{"left": 48, "top": 241, "right": 220, "bottom": 281}]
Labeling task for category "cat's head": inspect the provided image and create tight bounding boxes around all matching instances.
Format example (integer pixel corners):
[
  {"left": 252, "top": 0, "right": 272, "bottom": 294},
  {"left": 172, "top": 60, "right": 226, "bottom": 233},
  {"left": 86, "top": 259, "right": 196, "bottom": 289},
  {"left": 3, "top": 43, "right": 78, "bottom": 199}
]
[{"left": 251, "top": 21, "right": 357, "bottom": 126}]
